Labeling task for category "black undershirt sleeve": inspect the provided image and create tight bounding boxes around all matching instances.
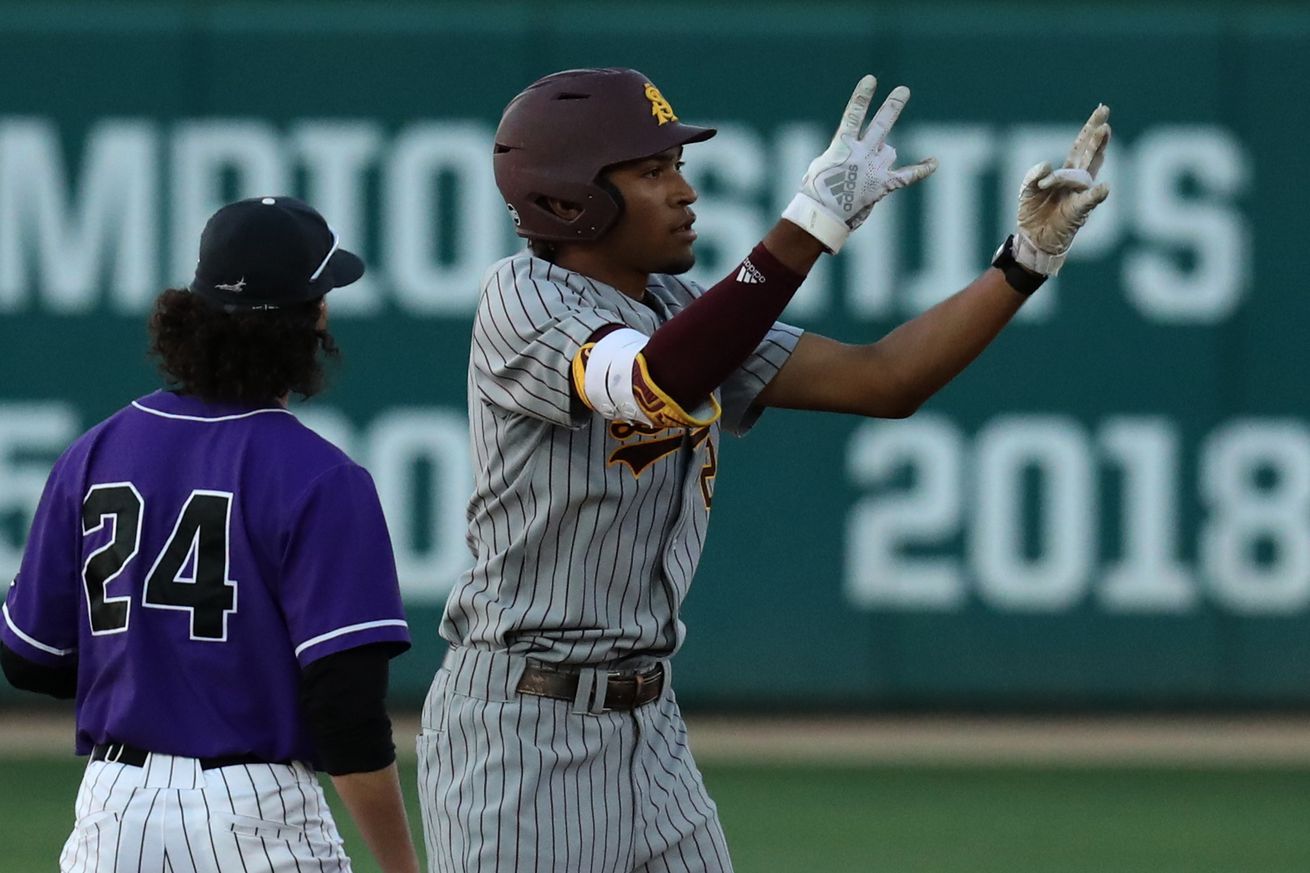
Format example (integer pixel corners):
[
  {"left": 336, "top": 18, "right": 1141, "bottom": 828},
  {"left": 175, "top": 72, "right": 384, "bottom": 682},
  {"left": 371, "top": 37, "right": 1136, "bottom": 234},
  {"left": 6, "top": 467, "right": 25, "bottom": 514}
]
[
  {"left": 0, "top": 641, "right": 76, "bottom": 699},
  {"left": 299, "top": 642, "right": 405, "bottom": 776}
]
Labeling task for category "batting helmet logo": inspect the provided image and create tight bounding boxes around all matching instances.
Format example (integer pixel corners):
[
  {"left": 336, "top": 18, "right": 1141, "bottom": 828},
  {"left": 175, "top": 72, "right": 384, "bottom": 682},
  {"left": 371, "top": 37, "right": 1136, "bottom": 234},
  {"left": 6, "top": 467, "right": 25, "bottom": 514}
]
[{"left": 643, "top": 83, "right": 678, "bottom": 125}]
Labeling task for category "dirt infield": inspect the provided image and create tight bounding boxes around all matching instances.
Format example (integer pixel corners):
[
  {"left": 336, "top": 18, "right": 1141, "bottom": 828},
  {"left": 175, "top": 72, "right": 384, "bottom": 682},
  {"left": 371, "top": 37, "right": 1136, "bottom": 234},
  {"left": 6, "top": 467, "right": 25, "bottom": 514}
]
[
  {"left": 5, "top": 710, "right": 1310, "bottom": 765},
  {"left": 683, "top": 714, "right": 1310, "bottom": 765}
]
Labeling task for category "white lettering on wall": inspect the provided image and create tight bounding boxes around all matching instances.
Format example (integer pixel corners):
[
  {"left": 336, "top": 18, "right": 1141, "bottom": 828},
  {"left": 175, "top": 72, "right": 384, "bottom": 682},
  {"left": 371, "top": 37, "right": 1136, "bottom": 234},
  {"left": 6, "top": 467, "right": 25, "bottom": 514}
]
[
  {"left": 0, "top": 117, "right": 1252, "bottom": 323},
  {"left": 0, "top": 120, "right": 157, "bottom": 313}
]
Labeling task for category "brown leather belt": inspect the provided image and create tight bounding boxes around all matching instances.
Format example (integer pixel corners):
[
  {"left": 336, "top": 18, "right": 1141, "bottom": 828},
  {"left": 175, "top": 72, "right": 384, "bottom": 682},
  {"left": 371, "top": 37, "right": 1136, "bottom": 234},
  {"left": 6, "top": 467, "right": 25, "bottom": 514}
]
[{"left": 516, "top": 662, "right": 665, "bottom": 711}]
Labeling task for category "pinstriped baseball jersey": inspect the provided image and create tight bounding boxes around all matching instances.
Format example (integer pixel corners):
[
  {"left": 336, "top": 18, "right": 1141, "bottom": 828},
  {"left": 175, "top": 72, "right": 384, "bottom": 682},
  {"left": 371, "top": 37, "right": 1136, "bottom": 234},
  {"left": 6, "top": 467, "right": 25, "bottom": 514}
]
[{"left": 440, "top": 252, "right": 802, "bottom": 666}]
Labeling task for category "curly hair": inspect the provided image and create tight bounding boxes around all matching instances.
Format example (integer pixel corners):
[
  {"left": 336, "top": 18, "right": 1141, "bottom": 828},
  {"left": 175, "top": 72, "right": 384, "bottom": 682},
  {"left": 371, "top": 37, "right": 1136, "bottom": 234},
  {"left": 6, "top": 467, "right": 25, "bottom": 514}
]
[{"left": 148, "top": 289, "right": 340, "bottom": 404}]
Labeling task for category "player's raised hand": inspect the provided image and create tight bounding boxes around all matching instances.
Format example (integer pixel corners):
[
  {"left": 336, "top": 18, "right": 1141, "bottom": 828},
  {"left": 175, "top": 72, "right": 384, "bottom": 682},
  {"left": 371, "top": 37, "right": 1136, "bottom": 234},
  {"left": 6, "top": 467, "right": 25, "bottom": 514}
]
[
  {"left": 782, "top": 75, "right": 938, "bottom": 254},
  {"left": 1013, "top": 104, "right": 1112, "bottom": 276}
]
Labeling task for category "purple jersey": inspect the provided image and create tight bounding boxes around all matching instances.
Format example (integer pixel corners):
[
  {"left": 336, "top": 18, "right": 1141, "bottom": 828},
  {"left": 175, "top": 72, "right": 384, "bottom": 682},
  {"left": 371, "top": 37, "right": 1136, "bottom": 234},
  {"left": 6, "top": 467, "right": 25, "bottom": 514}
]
[{"left": 1, "top": 390, "right": 411, "bottom": 762}]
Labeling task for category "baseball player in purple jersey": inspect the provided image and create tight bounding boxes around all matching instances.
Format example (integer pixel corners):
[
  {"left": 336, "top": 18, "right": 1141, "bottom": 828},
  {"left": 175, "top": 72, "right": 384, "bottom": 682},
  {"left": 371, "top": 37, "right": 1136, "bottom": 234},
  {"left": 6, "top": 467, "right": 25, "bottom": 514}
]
[
  {"left": 2, "top": 197, "right": 421, "bottom": 873},
  {"left": 419, "top": 68, "right": 1111, "bottom": 872}
]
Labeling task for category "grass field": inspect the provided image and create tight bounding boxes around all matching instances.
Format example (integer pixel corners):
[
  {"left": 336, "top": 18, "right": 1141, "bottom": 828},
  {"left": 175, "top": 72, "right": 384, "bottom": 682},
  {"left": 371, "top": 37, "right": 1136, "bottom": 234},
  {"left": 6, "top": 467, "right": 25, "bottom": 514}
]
[{"left": 5, "top": 755, "right": 1310, "bottom": 872}]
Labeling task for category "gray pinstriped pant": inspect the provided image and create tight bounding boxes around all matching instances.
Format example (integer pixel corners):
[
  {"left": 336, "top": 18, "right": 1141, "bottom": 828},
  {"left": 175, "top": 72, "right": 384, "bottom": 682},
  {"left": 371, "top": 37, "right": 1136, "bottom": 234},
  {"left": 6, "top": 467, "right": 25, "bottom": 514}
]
[{"left": 417, "top": 647, "right": 732, "bottom": 873}]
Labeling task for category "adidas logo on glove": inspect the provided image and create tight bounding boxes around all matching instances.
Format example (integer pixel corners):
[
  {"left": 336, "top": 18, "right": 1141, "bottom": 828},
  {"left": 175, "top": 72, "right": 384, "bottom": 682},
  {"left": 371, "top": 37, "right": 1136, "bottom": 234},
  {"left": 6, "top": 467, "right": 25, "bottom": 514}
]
[{"left": 823, "top": 165, "right": 859, "bottom": 213}]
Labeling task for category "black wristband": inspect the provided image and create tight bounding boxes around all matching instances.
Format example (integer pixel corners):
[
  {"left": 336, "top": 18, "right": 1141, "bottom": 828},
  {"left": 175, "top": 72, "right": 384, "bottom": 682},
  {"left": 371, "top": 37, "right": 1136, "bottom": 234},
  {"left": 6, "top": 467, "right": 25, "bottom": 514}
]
[{"left": 991, "top": 235, "right": 1047, "bottom": 296}]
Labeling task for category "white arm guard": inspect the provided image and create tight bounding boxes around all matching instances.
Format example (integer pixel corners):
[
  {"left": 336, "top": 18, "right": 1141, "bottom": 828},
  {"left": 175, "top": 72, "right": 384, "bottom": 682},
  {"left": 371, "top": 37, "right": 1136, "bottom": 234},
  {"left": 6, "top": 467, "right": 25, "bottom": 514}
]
[{"left": 576, "top": 328, "right": 655, "bottom": 426}]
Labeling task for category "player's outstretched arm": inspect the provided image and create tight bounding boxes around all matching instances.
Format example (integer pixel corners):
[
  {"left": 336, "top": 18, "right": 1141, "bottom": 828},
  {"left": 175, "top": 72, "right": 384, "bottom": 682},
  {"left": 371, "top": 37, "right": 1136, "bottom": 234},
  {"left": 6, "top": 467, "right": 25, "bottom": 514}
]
[
  {"left": 617, "top": 76, "right": 933, "bottom": 420},
  {"left": 756, "top": 105, "right": 1112, "bottom": 417}
]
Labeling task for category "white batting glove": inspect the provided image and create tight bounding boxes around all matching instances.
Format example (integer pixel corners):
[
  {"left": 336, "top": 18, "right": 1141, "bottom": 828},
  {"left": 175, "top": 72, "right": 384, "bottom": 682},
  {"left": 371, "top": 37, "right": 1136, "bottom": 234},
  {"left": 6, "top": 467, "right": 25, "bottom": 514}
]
[
  {"left": 1013, "top": 104, "right": 1112, "bottom": 276},
  {"left": 782, "top": 75, "right": 938, "bottom": 254}
]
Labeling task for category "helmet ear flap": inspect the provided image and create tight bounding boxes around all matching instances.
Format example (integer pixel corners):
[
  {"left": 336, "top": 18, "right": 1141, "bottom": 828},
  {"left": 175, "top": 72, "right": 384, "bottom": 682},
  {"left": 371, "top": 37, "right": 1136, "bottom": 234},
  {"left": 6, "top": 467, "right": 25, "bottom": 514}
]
[
  {"left": 596, "top": 175, "right": 626, "bottom": 221},
  {"left": 507, "top": 172, "right": 623, "bottom": 242}
]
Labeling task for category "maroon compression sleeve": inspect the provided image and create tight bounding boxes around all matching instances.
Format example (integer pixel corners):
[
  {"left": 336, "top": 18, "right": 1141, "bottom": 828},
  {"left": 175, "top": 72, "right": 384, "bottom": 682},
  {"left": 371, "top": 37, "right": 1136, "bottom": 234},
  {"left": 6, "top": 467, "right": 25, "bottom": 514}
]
[{"left": 640, "top": 243, "right": 804, "bottom": 411}]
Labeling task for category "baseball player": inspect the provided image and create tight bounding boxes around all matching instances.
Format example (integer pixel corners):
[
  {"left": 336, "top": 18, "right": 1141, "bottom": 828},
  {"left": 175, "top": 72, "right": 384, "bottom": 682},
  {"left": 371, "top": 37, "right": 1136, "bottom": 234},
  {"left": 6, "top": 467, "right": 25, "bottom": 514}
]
[
  {"left": 1, "top": 197, "right": 421, "bottom": 873},
  {"left": 418, "top": 68, "right": 1110, "bottom": 872}
]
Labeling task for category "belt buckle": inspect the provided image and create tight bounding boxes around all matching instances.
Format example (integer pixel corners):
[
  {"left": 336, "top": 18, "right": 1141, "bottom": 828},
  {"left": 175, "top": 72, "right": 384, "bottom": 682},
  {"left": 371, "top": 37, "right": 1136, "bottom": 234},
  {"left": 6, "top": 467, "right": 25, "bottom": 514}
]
[
  {"left": 633, "top": 665, "right": 661, "bottom": 703},
  {"left": 604, "top": 670, "right": 626, "bottom": 712},
  {"left": 601, "top": 669, "right": 645, "bottom": 712}
]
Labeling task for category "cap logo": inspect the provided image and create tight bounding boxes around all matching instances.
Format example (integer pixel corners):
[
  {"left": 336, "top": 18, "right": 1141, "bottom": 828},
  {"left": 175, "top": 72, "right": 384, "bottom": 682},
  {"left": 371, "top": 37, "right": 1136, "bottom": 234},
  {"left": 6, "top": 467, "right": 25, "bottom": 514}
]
[
  {"left": 644, "top": 83, "right": 678, "bottom": 126},
  {"left": 309, "top": 229, "right": 340, "bottom": 282},
  {"left": 215, "top": 277, "right": 247, "bottom": 293},
  {"left": 506, "top": 203, "right": 522, "bottom": 227}
]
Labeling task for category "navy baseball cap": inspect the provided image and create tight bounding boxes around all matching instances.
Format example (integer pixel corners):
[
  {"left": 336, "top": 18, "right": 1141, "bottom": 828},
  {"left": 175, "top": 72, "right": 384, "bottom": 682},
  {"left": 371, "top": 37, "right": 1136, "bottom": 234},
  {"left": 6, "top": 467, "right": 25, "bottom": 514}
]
[{"left": 189, "top": 196, "right": 365, "bottom": 311}]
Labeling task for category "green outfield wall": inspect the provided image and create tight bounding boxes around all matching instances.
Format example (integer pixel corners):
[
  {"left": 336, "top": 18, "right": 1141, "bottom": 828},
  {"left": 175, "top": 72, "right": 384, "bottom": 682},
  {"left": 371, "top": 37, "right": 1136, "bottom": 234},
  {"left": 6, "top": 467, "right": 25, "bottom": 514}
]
[{"left": 1, "top": 2, "right": 1307, "bottom": 708}]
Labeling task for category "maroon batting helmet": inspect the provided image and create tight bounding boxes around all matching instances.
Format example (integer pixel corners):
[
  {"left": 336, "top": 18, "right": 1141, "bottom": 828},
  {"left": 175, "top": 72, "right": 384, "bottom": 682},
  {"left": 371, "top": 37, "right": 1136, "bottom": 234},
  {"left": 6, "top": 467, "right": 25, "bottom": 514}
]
[{"left": 493, "top": 68, "right": 716, "bottom": 243}]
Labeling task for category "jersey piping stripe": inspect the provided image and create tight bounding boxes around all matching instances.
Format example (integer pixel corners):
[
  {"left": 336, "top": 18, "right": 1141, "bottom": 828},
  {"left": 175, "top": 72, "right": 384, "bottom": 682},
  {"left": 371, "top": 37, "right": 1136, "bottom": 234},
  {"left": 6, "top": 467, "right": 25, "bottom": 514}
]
[
  {"left": 293, "top": 619, "right": 410, "bottom": 657},
  {"left": 2, "top": 601, "right": 74, "bottom": 655},
  {"left": 129, "top": 402, "right": 294, "bottom": 423}
]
